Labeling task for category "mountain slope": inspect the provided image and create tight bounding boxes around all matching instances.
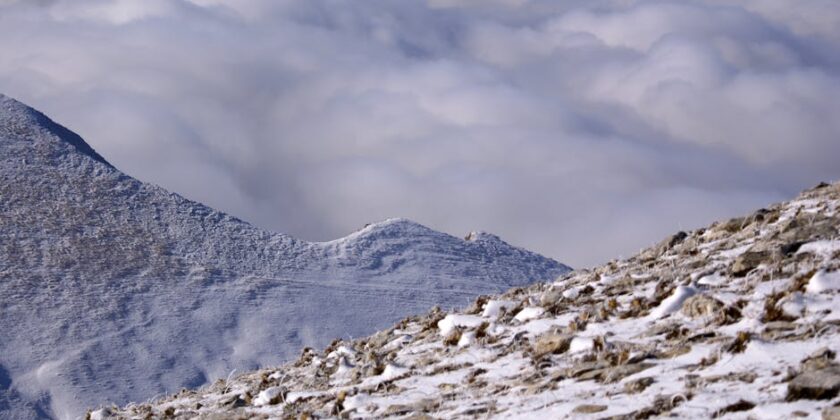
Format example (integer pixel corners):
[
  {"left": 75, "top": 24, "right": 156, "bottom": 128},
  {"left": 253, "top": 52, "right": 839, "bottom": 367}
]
[
  {"left": 0, "top": 94, "right": 570, "bottom": 420},
  {"left": 109, "top": 182, "right": 840, "bottom": 419}
]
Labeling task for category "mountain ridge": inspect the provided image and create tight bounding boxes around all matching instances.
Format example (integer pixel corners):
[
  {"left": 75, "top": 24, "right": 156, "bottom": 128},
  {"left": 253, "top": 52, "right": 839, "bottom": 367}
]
[{"left": 0, "top": 94, "right": 570, "bottom": 419}]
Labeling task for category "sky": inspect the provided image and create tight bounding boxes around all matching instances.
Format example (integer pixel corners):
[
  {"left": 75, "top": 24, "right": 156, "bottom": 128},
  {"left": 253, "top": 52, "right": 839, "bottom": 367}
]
[{"left": 1, "top": 0, "right": 839, "bottom": 267}]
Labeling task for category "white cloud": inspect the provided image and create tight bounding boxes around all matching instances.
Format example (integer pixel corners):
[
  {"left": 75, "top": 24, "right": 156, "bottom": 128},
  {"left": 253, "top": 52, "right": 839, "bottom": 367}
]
[
  {"left": 47, "top": 0, "right": 179, "bottom": 24},
  {"left": 0, "top": 0, "right": 838, "bottom": 266}
]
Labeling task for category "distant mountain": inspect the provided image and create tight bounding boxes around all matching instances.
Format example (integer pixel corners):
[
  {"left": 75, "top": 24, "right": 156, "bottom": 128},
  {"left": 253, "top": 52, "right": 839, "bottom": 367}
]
[
  {"left": 108, "top": 182, "right": 840, "bottom": 419},
  {"left": 0, "top": 94, "right": 570, "bottom": 420}
]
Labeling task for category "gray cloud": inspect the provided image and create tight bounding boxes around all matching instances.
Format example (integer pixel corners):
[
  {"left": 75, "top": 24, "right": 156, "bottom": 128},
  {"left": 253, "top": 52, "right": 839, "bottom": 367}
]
[{"left": 1, "top": 0, "right": 838, "bottom": 267}]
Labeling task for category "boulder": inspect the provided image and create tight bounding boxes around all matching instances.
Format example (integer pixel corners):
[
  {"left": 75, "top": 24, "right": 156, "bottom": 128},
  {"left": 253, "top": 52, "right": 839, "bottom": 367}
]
[
  {"left": 731, "top": 251, "right": 772, "bottom": 277},
  {"left": 787, "top": 365, "right": 840, "bottom": 401},
  {"left": 681, "top": 294, "right": 724, "bottom": 318},
  {"left": 532, "top": 333, "right": 572, "bottom": 358}
]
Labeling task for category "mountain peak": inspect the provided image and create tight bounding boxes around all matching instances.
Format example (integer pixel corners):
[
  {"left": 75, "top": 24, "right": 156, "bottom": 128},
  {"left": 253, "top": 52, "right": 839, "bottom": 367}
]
[
  {"left": 0, "top": 94, "right": 111, "bottom": 166},
  {"left": 338, "top": 218, "right": 434, "bottom": 241},
  {"left": 0, "top": 97, "right": 569, "bottom": 419}
]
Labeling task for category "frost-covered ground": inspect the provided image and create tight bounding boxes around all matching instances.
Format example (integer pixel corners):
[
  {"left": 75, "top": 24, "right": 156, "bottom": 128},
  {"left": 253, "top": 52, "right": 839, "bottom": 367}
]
[
  {"left": 0, "top": 94, "right": 570, "bottom": 420},
  {"left": 107, "top": 182, "right": 840, "bottom": 419}
]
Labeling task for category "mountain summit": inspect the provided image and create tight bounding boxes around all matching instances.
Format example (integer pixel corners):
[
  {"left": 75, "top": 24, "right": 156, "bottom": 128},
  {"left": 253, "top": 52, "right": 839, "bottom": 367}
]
[
  {"left": 0, "top": 94, "right": 110, "bottom": 166},
  {"left": 0, "top": 94, "right": 570, "bottom": 419}
]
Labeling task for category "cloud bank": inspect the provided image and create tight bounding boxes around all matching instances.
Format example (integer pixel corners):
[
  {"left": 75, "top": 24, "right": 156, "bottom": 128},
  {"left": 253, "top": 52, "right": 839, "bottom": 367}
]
[{"left": 1, "top": 0, "right": 838, "bottom": 266}]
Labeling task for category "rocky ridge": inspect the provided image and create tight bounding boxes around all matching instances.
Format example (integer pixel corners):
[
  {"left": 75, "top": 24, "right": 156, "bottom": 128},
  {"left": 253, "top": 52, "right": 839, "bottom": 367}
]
[{"left": 103, "top": 182, "right": 840, "bottom": 419}]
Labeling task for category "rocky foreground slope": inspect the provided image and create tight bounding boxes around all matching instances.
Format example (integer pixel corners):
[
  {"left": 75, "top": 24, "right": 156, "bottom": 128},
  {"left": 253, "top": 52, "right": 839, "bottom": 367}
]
[
  {"left": 102, "top": 182, "right": 840, "bottom": 419},
  {"left": 0, "top": 94, "right": 569, "bottom": 420}
]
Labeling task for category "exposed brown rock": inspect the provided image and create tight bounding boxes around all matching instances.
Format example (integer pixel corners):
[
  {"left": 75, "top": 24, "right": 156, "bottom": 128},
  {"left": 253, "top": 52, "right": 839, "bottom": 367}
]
[
  {"left": 731, "top": 250, "right": 772, "bottom": 277},
  {"left": 572, "top": 404, "right": 607, "bottom": 413},
  {"left": 623, "top": 377, "right": 654, "bottom": 394},
  {"left": 531, "top": 333, "right": 572, "bottom": 359}
]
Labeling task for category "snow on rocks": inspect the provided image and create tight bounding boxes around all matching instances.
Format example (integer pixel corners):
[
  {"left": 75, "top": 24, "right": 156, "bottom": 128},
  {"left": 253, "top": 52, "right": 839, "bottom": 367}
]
[
  {"left": 648, "top": 285, "right": 697, "bottom": 319},
  {"left": 87, "top": 408, "right": 112, "bottom": 420},
  {"left": 437, "top": 314, "right": 484, "bottom": 336},
  {"left": 103, "top": 181, "right": 840, "bottom": 419},
  {"left": 457, "top": 331, "right": 476, "bottom": 347},
  {"left": 253, "top": 386, "right": 285, "bottom": 406},
  {"left": 798, "top": 240, "right": 840, "bottom": 258},
  {"left": 806, "top": 269, "right": 840, "bottom": 294},
  {"left": 481, "top": 300, "right": 516, "bottom": 318},
  {"left": 513, "top": 306, "right": 544, "bottom": 322},
  {"left": 326, "top": 345, "right": 357, "bottom": 359},
  {"left": 380, "top": 363, "right": 409, "bottom": 380},
  {"left": 562, "top": 285, "right": 584, "bottom": 299},
  {"left": 697, "top": 272, "right": 727, "bottom": 287},
  {"left": 333, "top": 356, "right": 354, "bottom": 378}
]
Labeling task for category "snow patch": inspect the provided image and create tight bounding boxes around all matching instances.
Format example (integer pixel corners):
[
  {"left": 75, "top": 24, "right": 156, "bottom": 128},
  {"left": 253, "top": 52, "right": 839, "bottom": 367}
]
[
  {"left": 806, "top": 270, "right": 840, "bottom": 294},
  {"left": 562, "top": 286, "right": 583, "bottom": 299},
  {"left": 513, "top": 307, "right": 544, "bottom": 322},
  {"left": 648, "top": 285, "right": 697, "bottom": 319},
  {"left": 253, "top": 387, "right": 284, "bottom": 406},
  {"left": 569, "top": 337, "right": 594, "bottom": 353},
  {"left": 437, "top": 314, "right": 484, "bottom": 336},
  {"left": 697, "top": 272, "right": 726, "bottom": 287},
  {"left": 381, "top": 363, "right": 409, "bottom": 380},
  {"left": 458, "top": 331, "right": 476, "bottom": 347},
  {"left": 798, "top": 240, "right": 840, "bottom": 257},
  {"left": 481, "top": 300, "right": 517, "bottom": 318}
]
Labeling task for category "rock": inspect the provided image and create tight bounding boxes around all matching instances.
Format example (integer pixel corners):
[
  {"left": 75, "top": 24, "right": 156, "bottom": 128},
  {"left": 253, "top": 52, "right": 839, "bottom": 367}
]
[
  {"left": 600, "top": 363, "right": 654, "bottom": 384},
  {"left": 719, "top": 217, "right": 747, "bottom": 233},
  {"left": 567, "top": 361, "right": 611, "bottom": 380},
  {"left": 781, "top": 241, "right": 808, "bottom": 256},
  {"left": 802, "top": 348, "right": 836, "bottom": 372},
  {"left": 780, "top": 215, "right": 839, "bottom": 243},
  {"left": 712, "top": 400, "right": 755, "bottom": 417},
  {"left": 623, "top": 377, "right": 654, "bottom": 394},
  {"left": 405, "top": 415, "right": 436, "bottom": 420},
  {"left": 748, "top": 208, "right": 772, "bottom": 225},
  {"left": 539, "top": 288, "right": 563, "bottom": 308},
  {"left": 571, "top": 362, "right": 654, "bottom": 383},
  {"left": 87, "top": 408, "right": 112, "bottom": 420},
  {"left": 731, "top": 250, "right": 772, "bottom": 277},
  {"left": 573, "top": 404, "right": 607, "bottom": 413},
  {"left": 640, "top": 231, "right": 688, "bottom": 260},
  {"left": 723, "top": 331, "right": 751, "bottom": 354},
  {"left": 681, "top": 294, "right": 724, "bottom": 318},
  {"left": 823, "top": 405, "right": 840, "bottom": 420},
  {"left": 787, "top": 365, "right": 840, "bottom": 401},
  {"left": 763, "top": 321, "right": 797, "bottom": 332},
  {"left": 380, "top": 398, "right": 439, "bottom": 416},
  {"left": 383, "top": 404, "right": 415, "bottom": 416},
  {"left": 443, "top": 330, "right": 462, "bottom": 346},
  {"left": 532, "top": 333, "right": 572, "bottom": 358},
  {"left": 253, "top": 387, "right": 286, "bottom": 406},
  {"left": 665, "top": 231, "right": 688, "bottom": 250}
]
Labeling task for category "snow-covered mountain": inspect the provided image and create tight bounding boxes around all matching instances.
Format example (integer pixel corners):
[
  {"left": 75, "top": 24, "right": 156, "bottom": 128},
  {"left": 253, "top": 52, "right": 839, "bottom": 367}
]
[
  {"left": 0, "top": 94, "right": 570, "bottom": 420},
  {"left": 108, "top": 182, "right": 840, "bottom": 419}
]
